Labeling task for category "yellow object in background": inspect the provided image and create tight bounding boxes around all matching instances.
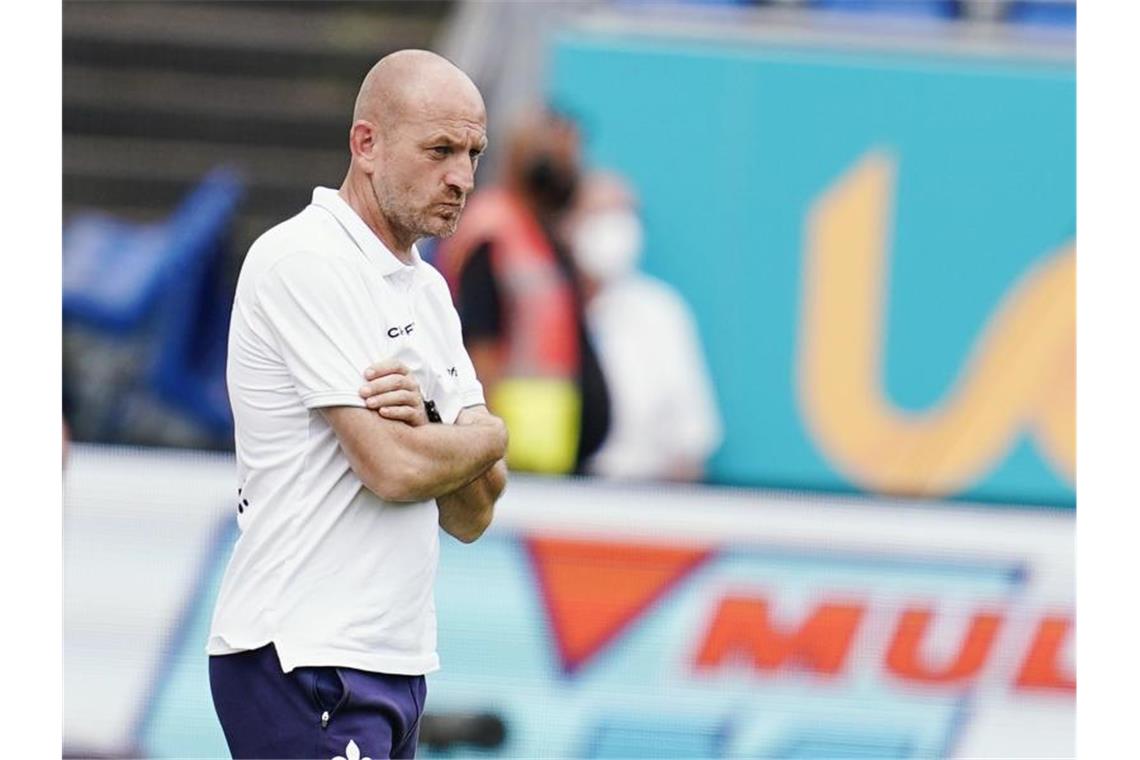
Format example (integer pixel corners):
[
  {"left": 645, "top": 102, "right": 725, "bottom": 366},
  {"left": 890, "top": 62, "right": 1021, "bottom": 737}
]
[
  {"left": 492, "top": 378, "right": 581, "bottom": 474},
  {"left": 798, "top": 151, "right": 1075, "bottom": 498}
]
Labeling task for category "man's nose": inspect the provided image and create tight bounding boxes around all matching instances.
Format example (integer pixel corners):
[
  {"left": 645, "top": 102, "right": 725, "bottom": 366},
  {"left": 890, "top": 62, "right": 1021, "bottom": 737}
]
[{"left": 446, "top": 159, "right": 476, "bottom": 196}]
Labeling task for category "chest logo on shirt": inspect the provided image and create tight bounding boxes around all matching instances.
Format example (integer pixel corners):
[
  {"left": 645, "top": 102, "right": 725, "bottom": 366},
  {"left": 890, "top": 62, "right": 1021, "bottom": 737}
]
[
  {"left": 448, "top": 366, "right": 458, "bottom": 377},
  {"left": 386, "top": 322, "right": 415, "bottom": 338}
]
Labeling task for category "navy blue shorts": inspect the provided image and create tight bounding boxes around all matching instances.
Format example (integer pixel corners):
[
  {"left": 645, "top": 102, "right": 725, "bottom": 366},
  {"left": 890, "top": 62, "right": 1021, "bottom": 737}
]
[{"left": 209, "top": 644, "right": 426, "bottom": 759}]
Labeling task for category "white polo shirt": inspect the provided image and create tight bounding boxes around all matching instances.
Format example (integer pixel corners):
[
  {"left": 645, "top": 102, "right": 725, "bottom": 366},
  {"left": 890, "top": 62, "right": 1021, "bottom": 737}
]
[{"left": 207, "top": 187, "right": 484, "bottom": 675}]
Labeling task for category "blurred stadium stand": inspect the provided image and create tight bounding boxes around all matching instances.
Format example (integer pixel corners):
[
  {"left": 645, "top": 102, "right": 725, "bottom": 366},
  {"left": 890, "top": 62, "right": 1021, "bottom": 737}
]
[
  {"left": 62, "top": 0, "right": 455, "bottom": 448},
  {"left": 64, "top": 169, "right": 241, "bottom": 443},
  {"left": 63, "top": 0, "right": 454, "bottom": 259}
]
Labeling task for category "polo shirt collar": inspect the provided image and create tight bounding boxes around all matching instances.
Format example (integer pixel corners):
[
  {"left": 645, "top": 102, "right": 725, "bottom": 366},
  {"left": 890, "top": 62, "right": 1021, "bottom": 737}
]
[{"left": 310, "top": 186, "right": 421, "bottom": 276}]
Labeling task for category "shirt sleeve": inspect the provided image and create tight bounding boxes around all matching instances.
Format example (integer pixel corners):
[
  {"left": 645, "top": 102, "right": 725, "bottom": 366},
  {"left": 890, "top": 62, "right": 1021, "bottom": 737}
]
[
  {"left": 254, "top": 252, "right": 379, "bottom": 409},
  {"left": 425, "top": 269, "right": 486, "bottom": 424},
  {"left": 448, "top": 338, "right": 488, "bottom": 418}
]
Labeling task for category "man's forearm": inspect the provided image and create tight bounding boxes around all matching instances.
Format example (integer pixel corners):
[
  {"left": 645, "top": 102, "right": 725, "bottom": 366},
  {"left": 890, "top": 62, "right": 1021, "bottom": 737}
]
[
  {"left": 395, "top": 420, "right": 506, "bottom": 501},
  {"left": 437, "top": 457, "right": 507, "bottom": 543},
  {"left": 323, "top": 406, "right": 507, "bottom": 503}
]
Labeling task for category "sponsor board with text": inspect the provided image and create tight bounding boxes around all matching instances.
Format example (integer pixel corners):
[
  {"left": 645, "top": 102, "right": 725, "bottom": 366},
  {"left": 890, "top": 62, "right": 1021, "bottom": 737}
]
[{"left": 61, "top": 448, "right": 1072, "bottom": 758}]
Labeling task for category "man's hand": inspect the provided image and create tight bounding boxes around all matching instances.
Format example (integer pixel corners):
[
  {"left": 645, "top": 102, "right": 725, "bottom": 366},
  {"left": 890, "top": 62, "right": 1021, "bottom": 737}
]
[{"left": 359, "top": 360, "right": 429, "bottom": 427}]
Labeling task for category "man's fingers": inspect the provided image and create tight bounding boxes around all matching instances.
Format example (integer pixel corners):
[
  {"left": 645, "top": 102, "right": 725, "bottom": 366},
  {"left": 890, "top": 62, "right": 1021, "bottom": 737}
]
[
  {"left": 359, "top": 373, "right": 418, "bottom": 399},
  {"left": 378, "top": 405, "right": 420, "bottom": 422},
  {"left": 363, "top": 360, "right": 409, "bottom": 381},
  {"left": 364, "top": 389, "right": 420, "bottom": 409}
]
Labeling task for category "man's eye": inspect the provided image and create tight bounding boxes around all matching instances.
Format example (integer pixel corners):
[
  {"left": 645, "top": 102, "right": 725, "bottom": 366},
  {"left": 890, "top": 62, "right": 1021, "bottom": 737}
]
[{"left": 431, "top": 146, "right": 452, "bottom": 157}]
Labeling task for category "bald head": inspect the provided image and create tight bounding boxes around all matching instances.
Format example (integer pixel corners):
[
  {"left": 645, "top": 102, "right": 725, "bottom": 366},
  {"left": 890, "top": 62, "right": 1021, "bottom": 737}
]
[
  {"left": 341, "top": 49, "right": 488, "bottom": 256},
  {"left": 353, "top": 49, "right": 484, "bottom": 135}
]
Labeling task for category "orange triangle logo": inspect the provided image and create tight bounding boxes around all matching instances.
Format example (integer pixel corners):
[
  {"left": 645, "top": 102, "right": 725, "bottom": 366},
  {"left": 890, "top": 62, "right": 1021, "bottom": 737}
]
[{"left": 526, "top": 535, "right": 712, "bottom": 674}]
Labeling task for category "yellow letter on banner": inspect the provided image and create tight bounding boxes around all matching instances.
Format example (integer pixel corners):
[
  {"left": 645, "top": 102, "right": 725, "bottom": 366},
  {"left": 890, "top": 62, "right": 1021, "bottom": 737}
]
[{"left": 797, "top": 151, "right": 1074, "bottom": 499}]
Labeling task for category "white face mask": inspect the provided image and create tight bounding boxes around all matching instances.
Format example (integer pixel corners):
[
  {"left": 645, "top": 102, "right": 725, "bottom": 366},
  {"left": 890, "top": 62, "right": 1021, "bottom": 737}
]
[{"left": 572, "top": 210, "right": 644, "bottom": 283}]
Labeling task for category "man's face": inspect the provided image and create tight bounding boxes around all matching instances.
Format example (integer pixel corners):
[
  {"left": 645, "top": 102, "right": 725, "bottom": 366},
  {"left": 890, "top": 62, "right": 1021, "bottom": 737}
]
[{"left": 372, "top": 92, "right": 487, "bottom": 241}]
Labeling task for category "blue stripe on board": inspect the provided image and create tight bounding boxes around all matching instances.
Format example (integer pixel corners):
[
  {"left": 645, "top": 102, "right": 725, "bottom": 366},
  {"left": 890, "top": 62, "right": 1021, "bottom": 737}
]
[{"left": 127, "top": 512, "right": 238, "bottom": 747}]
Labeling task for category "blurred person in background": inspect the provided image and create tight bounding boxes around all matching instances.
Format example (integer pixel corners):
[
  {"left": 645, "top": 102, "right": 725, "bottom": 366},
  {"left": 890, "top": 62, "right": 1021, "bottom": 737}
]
[
  {"left": 568, "top": 170, "right": 723, "bottom": 482},
  {"left": 208, "top": 50, "right": 507, "bottom": 760},
  {"left": 436, "top": 107, "right": 610, "bottom": 475}
]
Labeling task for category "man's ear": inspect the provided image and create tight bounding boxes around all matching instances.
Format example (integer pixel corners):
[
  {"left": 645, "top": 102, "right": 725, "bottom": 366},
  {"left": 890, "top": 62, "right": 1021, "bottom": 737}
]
[{"left": 349, "top": 120, "right": 380, "bottom": 173}]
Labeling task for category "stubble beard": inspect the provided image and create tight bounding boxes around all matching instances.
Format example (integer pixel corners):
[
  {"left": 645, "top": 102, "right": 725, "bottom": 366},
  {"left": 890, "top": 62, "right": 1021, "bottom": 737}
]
[
  {"left": 374, "top": 177, "right": 461, "bottom": 243},
  {"left": 433, "top": 211, "right": 462, "bottom": 239}
]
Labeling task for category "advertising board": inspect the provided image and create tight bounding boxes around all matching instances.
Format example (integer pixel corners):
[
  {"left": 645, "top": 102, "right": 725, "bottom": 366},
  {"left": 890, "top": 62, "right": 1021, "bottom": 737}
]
[
  {"left": 549, "top": 31, "right": 1075, "bottom": 506},
  {"left": 64, "top": 446, "right": 1073, "bottom": 758}
]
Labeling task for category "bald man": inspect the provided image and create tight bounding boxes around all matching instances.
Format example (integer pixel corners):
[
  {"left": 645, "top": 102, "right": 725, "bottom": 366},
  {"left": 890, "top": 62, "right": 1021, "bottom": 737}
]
[{"left": 207, "top": 50, "right": 507, "bottom": 759}]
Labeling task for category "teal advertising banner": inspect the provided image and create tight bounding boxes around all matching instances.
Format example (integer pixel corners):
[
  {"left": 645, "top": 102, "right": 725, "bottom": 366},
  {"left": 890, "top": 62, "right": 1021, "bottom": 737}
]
[{"left": 549, "top": 33, "right": 1075, "bottom": 507}]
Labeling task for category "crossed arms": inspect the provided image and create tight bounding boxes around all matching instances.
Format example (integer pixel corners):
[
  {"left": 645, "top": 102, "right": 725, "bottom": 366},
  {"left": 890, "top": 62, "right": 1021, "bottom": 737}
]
[{"left": 320, "top": 362, "right": 508, "bottom": 543}]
